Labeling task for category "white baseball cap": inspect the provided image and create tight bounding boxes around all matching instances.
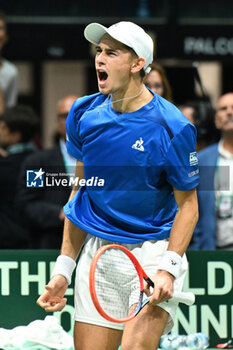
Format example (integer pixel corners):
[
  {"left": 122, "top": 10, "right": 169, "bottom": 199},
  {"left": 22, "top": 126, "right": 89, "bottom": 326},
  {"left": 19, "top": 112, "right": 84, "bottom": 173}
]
[{"left": 84, "top": 21, "right": 153, "bottom": 73}]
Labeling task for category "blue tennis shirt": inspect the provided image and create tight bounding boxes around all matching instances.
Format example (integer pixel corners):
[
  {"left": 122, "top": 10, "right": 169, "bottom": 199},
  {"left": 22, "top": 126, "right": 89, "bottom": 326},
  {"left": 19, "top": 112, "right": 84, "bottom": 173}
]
[{"left": 64, "top": 91, "right": 199, "bottom": 243}]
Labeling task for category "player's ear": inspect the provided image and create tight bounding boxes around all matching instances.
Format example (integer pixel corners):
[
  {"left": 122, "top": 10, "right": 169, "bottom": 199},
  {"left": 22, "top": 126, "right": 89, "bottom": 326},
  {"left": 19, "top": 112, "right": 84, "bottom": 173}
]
[{"left": 131, "top": 57, "right": 145, "bottom": 74}]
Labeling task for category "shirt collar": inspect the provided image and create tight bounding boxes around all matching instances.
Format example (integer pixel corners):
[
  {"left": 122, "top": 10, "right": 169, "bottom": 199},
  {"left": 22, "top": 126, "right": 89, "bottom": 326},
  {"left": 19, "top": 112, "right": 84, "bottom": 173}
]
[{"left": 218, "top": 139, "right": 233, "bottom": 159}]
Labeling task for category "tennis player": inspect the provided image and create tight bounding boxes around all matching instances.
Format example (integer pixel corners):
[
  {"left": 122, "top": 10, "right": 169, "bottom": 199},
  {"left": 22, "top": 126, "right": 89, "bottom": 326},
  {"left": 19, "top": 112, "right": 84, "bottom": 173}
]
[{"left": 37, "top": 21, "right": 199, "bottom": 350}]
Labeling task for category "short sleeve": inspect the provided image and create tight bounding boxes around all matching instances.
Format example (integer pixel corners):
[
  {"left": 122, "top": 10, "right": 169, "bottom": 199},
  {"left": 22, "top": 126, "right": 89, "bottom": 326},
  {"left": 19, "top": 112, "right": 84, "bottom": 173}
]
[
  {"left": 165, "top": 124, "right": 199, "bottom": 191},
  {"left": 65, "top": 93, "right": 107, "bottom": 161},
  {"left": 66, "top": 99, "right": 83, "bottom": 161}
]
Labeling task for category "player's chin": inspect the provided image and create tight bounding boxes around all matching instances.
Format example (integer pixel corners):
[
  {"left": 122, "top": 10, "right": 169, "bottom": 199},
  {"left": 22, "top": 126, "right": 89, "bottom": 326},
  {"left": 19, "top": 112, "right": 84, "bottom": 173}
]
[{"left": 98, "top": 86, "right": 111, "bottom": 95}]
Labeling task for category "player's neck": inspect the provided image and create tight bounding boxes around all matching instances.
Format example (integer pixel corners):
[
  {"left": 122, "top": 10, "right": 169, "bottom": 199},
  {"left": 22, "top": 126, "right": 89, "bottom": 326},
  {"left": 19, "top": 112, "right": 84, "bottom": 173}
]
[{"left": 110, "top": 84, "right": 153, "bottom": 114}]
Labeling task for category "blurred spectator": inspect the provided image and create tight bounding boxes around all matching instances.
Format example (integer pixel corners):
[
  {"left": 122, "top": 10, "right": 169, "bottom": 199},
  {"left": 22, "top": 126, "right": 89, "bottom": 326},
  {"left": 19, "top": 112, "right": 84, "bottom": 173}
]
[
  {"left": 179, "top": 103, "right": 197, "bottom": 125},
  {"left": 0, "top": 104, "right": 37, "bottom": 154},
  {"left": 179, "top": 101, "right": 219, "bottom": 152},
  {"left": 0, "top": 11, "right": 18, "bottom": 112},
  {"left": 0, "top": 105, "right": 38, "bottom": 248},
  {"left": 190, "top": 92, "right": 233, "bottom": 250},
  {"left": 16, "top": 95, "right": 79, "bottom": 249},
  {"left": 144, "top": 63, "right": 173, "bottom": 102}
]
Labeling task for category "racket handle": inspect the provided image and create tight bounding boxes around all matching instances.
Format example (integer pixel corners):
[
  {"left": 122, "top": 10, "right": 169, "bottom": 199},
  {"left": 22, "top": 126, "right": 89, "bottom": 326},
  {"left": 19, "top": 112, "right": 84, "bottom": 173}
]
[
  {"left": 141, "top": 291, "right": 195, "bottom": 310},
  {"left": 143, "top": 277, "right": 195, "bottom": 305},
  {"left": 172, "top": 291, "right": 195, "bottom": 305}
]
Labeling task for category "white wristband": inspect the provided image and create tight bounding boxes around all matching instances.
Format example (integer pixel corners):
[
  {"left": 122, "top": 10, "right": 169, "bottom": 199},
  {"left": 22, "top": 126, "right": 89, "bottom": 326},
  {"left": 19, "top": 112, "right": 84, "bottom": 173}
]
[
  {"left": 157, "top": 250, "right": 182, "bottom": 278},
  {"left": 51, "top": 255, "right": 76, "bottom": 285}
]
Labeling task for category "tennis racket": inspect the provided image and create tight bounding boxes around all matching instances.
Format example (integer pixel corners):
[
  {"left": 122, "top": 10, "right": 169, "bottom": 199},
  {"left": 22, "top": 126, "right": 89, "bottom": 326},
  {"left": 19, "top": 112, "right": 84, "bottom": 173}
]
[{"left": 89, "top": 244, "right": 195, "bottom": 323}]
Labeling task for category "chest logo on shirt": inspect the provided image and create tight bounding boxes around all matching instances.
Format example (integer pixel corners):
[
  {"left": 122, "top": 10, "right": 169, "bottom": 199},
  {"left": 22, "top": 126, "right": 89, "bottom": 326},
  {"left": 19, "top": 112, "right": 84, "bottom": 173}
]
[{"left": 132, "top": 137, "right": 144, "bottom": 152}]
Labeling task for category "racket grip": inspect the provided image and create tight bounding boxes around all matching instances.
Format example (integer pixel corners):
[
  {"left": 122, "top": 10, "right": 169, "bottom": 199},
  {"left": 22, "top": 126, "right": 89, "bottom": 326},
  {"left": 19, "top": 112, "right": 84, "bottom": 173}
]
[
  {"left": 141, "top": 291, "right": 195, "bottom": 310},
  {"left": 172, "top": 291, "right": 195, "bottom": 305}
]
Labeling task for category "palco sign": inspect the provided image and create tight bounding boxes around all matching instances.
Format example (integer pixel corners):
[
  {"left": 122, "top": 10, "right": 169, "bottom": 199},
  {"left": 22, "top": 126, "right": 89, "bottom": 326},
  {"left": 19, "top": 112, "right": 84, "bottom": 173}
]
[{"left": 184, "top": 36, "right": 233, "bottom": 56}]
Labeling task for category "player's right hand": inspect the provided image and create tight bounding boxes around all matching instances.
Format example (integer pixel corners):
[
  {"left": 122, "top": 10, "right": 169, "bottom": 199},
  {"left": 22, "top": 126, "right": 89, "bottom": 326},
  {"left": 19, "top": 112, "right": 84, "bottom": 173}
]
[
  {"left": 144, "top": 270, "right": 174, "bottom": 305},
  {"left": 37, "top": 275, "right": 68, "bottom": 312}
]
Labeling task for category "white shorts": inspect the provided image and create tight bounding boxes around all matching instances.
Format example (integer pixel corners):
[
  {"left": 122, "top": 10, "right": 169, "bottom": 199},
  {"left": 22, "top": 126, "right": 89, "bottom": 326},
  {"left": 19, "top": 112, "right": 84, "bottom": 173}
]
[{"left": 74, "top": 235, "right": 188, "bottom": 334}]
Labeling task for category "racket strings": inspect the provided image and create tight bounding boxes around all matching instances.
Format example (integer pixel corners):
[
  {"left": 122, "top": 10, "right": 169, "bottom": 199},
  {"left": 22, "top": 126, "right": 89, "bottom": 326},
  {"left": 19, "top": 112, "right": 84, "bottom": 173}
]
[{"left": 94, "top": 248, "right": 141, "bottom": 320}]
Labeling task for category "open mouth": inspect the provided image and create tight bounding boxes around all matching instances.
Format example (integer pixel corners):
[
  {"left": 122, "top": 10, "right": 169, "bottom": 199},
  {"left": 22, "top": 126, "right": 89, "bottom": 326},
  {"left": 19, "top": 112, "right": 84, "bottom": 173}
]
[{"left": 98, "top": 70, "right": 108, "bottom": 82}]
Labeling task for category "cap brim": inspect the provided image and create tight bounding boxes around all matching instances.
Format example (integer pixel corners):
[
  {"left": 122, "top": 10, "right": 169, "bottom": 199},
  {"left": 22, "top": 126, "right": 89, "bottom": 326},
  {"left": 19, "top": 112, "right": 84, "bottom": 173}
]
[{"left": 84, "top": 23, "right": 108, "bottom": 45}]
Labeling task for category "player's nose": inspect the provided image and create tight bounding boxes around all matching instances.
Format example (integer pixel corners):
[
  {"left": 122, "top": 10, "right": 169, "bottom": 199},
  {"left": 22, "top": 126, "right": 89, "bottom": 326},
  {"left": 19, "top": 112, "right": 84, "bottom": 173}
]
[{"left": 96, "top": 52, "right": 107, "bottom": 66}]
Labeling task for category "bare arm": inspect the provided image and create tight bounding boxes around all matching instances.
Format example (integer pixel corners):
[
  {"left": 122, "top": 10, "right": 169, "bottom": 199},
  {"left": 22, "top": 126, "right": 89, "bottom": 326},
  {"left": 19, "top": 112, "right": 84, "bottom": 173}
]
[
  {"left": 61, "top": 161, "right": 87, "bottom": 260},
  {"left": 148, "top": 188, "right": 199, "bottom": 304},
  {"left": 37, "top": 161, "right": 87, "bottom": 311},
  {"left": 168, "top": 188, "right": 199, "bottom": 255}
]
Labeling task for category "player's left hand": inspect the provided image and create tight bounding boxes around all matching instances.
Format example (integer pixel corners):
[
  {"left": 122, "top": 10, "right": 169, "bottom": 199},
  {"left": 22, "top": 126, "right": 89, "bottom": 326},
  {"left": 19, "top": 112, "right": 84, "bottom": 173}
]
[
  {"left": 144, "top": 270, "right": 174, "bottom": 305},
  {"left": 37, "top": 275, "right": 68, "bottom": 312}
]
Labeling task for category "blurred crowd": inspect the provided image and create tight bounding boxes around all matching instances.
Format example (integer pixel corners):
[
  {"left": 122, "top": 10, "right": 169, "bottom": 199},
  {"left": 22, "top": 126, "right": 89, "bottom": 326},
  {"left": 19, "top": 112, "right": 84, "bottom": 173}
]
[
  {"left": 0, "top": 11, "right": 232, "bottom": 250},
  {"left": 0, "top": 96, "right": 78, "bottom": 249}
]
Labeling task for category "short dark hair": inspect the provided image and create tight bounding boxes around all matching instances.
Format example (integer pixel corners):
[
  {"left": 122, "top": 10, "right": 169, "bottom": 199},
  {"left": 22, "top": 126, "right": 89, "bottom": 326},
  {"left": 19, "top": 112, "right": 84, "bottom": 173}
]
[
  {"left": 178, "top": 102, "right": 198, "bottom": 123},
  {"left": 122, "top": 43, "right": 146, "bottom": 80},
  {"left": 0, "top": 105, "right": 38, "bottom": 142},
  {"left": 140, "top": 69, "right": 146, "bottom": 79}
]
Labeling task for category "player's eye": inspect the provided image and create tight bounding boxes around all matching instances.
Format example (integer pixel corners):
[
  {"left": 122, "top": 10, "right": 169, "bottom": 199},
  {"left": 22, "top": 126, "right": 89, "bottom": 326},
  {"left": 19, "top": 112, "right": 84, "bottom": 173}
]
[{"left": 95, "top": 47, "right": 102, "bottom": 54}]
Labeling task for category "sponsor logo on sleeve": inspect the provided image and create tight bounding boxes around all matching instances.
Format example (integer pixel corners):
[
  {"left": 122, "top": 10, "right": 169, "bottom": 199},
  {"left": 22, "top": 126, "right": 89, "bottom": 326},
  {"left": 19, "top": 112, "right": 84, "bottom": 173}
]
[{"left": 189, "top": 152, "right": 198, "bottom": 166}]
